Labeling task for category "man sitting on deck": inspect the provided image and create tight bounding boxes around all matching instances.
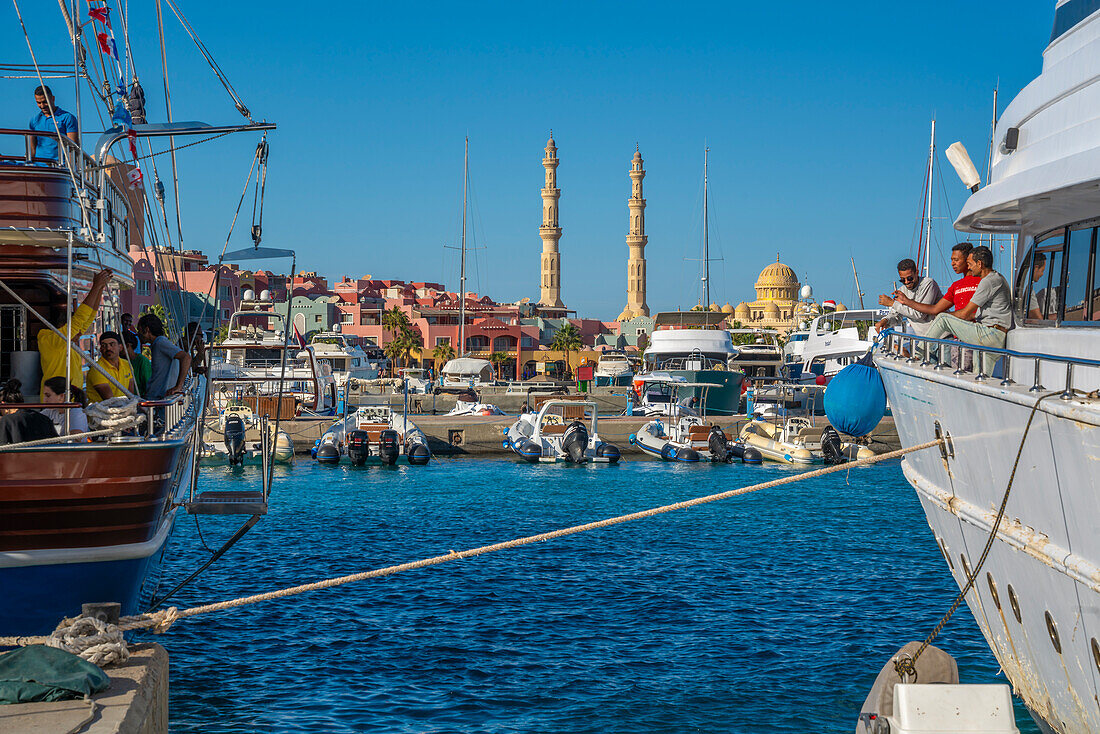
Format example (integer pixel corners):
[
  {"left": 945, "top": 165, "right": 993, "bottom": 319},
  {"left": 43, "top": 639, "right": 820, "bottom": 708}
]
[
  {"left": 875, "top": 258, "right": 942, "bottom": 336},
  {"left": 29, "top": 85, "right": 78, "bottom": 163},
  {"left": 891, "top": 243, "right": 980, "bottom": 318},
  {"left": 37, "top": 268, "right": 112, "bottom": 397},
  {"left": 922, "top": 245, "right": 1013, "bottom": 375},
  {"left": 87, "top": 331, "right": 137, "bottom": 402}
]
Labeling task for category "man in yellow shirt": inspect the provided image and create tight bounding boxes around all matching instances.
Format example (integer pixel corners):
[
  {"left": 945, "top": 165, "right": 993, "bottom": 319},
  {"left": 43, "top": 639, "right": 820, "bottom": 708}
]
[
  {"left": 37, "top": 268, "right": 112, "bottom": 395},
  {"left": 88, "top": 331, "right": 137, "bottom": 402}
]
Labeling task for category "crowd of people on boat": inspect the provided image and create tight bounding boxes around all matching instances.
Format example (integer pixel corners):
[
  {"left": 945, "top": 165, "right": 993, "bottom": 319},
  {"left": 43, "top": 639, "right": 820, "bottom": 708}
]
[
  {"left": 874, "top": 243, "right": 1014, "bottom": 373},
  {"left": 0, "top": 265, "right": 208, "bottom": 445}
]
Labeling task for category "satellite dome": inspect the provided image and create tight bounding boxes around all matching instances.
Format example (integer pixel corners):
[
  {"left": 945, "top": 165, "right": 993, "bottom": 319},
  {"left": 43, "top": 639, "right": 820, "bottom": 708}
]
[
  {"left": 242, "top": 289, "right": 255, "bottom": 302},
  {"left": 333, "top": 323, "right": 342, "bottom": 333},
  {"left": 800, "top": 285, "right": 813, "bottom": 300},
  {"left": 260, "top": 290, "right": 272, "bottom": 302}
]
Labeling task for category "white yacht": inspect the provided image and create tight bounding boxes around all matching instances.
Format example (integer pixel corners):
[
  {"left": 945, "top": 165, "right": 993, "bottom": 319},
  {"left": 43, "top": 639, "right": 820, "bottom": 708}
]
[
  {"left": 640, "top": 312, "right": 743, "bottom": 416},
  {"left": 876, "top": 7, "right": 1100, "bottom": 731},
  {"left": 727, "top": 329, "right": 784, "bottom": 381},
  {"left": 209, "top": 304, "right": 336, "bottom": 415},
  {"left": 594, "top": 350, "right": 634, "bottom": 386},
  {"left": 788, "top": 309, "right": 885, "bottom": 381},
  {"left": 302, "top": 329, "right": 384, "bottom": 387}
]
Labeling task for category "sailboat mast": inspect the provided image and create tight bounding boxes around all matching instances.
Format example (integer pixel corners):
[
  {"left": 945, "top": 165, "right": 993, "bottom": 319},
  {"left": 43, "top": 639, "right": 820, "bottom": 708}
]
[
  {"left": 460, "top": 136, "right": 468, "bottom": 355},
  {"left": 703, "top": 147, "right": 710, "bottom": 310},
  {"left": 851, "top": 257, "right": 865, "bottom": 309},
  {"left": 922, "top": 118, "right": 935, "bottom": 278}
]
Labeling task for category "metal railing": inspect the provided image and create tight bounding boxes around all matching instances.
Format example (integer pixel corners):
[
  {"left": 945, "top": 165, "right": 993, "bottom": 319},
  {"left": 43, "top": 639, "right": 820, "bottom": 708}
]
[
  {"left": 880, "top": 329, "right": 1100, "bottom": 399},
  {"left": 140, "top": 376, "right": 201, "bottom": 439}
]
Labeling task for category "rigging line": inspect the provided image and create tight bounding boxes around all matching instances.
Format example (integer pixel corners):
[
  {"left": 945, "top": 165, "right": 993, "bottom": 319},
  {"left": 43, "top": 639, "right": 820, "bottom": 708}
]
[
  {"left": 154, "top": 0, "right": 185, "bottom": 252},
  {"left": 161, "top": 0, "right": 251, "bottom": 120},
  {"left": 115, "top": 0, "right": 137, "bottom": 84},
  {"left": 11, "top": 0, "right": 93, "bottom": 232},
  {"left": 98, "top": 131, "right": 233, "bottom": 169}
]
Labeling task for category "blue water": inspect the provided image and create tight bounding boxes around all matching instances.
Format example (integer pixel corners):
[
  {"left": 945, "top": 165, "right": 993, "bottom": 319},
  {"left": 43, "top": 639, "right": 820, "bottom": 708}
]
[{"left": 145, "top": 459, "right": 1040, "bottom": 733}]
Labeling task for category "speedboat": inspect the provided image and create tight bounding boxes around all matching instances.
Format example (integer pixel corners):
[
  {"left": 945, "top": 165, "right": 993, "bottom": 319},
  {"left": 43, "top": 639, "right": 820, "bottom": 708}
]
[
  {"left": 313, "top": 405, "right": 431, "bottom": 466},
  {"left": 738, "top": 417, "right": 872, "bottom": 465},
  {"left": 594, "top": 350, "right": 633, "bottom": 386},
  {"left": 786, "top": 310, "right": 886, "bottom": 383},
  {"left": 728, "top": 329, "right": 784, "bottom": 382},
  {"left": 391, "top": 368, "right": 433, "bottom": 394},
  {"left": 629, "top": 376, "right": 761, "bottom": 464},
  {"left": 504, "top": 398, "right": 621, "bottom": 463},
  {"left": 201, "top": 405, "right": 293, "bottom": 466}
]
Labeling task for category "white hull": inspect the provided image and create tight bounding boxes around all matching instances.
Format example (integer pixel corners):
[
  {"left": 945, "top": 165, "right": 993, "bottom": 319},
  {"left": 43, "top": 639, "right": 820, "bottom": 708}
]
[{"left": 877, "top": 355, "right": 1100, "bottom": 733}]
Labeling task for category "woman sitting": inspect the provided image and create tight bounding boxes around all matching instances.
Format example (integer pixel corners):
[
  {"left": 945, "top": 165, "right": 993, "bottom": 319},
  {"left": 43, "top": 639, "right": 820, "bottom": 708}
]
[
  {"left": 41, "top": 376, "right": 90, "bottom": 436},
  {"left": 0, "top": 378, "right": 58, "bottom": 445}
]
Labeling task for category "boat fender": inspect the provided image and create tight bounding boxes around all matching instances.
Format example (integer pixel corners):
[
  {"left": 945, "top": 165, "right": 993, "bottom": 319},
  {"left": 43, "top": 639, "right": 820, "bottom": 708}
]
[
  {"left": 595, "top": 442, "right": 621, "bottom": 464},
  {"left": 660, "top": 443, "right": 676, "bottom": 462},
  {"left": 820, "top": 426, "right": 846, "bottom": 465},
  {"left": 561, "top": 421, "right": 589, "bottom": 463},
  {"left": 628, "top": 433, "right": 637, "bottom": 445},
  {"left": 315, "top": 443, "right": 341, "bottom": 465},
  {"left": 823, "top": 352, "right": 886, "bottom": 437},
  {"left": 223, "top": 414, "right": 247, "bottom": 466},
  {"left": 740, "top": 445, "right": 763, "bottom": 465},
  {"left": 310, "top": 439, "right": 321, "bottom": 459},
  {"left": 677, "top": 447, "right": 701, "bottom": 462},
  {"left": 856, "top": 641, "right": 958, "bottom": 733},
  {"left": 346, "top": 429, "right": 371, "bottom": 466},
  {"left": 513, "top": 437, "right": 541, "bottom": 462},
  {"left": 408, "top": 442, "right": 431, "bottom": 466},
  {"left": 378, "top": 429, "right": 400, "bottom": 465}
]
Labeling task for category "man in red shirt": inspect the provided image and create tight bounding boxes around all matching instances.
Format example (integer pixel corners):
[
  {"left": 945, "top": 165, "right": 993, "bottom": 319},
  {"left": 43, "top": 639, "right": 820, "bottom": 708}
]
[{"left": 893, "top": 243, "right": 980, "bottom": 316}]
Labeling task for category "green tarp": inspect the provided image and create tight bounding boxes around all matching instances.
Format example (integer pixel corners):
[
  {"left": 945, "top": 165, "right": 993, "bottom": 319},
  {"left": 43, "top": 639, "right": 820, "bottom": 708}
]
[{"left": 0, "top": 645, "right": 109, "bottom": 704}]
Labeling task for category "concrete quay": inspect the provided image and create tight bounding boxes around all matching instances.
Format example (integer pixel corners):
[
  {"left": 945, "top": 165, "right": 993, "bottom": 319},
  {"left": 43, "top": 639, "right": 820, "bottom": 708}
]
[{"left": 0, "top": 644, "right": 168, "bottom": 734}]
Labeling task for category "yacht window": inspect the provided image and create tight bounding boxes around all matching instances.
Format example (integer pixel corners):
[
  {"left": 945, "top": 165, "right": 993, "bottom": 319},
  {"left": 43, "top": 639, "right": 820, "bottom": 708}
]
[
  {"left": 1063, "top": 226, "right": 1095, "bottom": 322},
  {"left": 1031, "top": 231, "right": 1064, "bottom": 321},
  {"left": 1013, "top": 245, "right": 1035, "bottom": 321}
]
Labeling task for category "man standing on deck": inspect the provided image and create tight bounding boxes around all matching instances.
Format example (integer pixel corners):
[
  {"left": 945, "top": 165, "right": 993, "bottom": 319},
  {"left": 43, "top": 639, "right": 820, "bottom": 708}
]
[
  {"left": 890, "top": 243, "right": 980, "bottom": 318},
  {"left": 37, "top": 268, "right": 112, "bottom": 397},
  {"left": 874, "top": 258, "right": 942, "bottom": 335},
  {"left": 29, "top": 85, "right": 79, "bottom": 162},
  {"left": 923, "top": 245, "right": 1013, "bottom": 374},
  {"left": 136, "top": 313, "right": 191, "bottom": 399}
]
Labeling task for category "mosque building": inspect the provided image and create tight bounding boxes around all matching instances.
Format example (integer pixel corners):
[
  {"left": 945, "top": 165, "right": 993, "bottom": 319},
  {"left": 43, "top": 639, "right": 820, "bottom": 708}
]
[
  {"left": 617, "top": 147, "right": 649, "bottom": 321},
  {"left": 727, "top": 257, "right": 840, "bottom": 334}
]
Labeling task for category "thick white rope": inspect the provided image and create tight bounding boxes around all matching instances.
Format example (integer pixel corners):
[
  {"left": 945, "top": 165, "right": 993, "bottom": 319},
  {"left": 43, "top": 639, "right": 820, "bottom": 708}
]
[
  {"left": 0, "top": 415, "right": 143, "bottom": 451},
  {"left": 46, "top": 616, "right": 129, "bottom": 667},
  {"left": 0, "top": 438, "right": 941, "bottom": 646}
]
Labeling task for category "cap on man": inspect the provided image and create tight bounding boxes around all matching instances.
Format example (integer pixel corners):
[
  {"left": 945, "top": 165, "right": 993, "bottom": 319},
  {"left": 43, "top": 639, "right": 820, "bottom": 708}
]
[
  {"left": 29, "top": 85, "right": 79, "bottom": 163},
  {"left": 88, "top": 331, "right": 137, "bottom": 403}
]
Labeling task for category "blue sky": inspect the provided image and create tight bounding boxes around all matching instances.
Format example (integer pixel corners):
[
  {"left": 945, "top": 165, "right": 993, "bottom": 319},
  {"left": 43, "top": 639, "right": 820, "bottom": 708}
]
[{"left": 2, "top": 1, "right": 1054, "bottom": 318}]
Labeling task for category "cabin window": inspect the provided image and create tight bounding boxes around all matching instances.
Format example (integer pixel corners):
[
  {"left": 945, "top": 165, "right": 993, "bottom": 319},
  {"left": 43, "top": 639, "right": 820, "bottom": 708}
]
[{"left": 1063, "top": 225, "right": 1095, "bottom": 322}]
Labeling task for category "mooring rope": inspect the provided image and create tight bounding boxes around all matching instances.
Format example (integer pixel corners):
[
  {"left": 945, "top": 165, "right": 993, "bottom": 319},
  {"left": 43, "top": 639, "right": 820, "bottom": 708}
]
[{"left": 0, "top": 438, "right": 941, "bottom": 647}]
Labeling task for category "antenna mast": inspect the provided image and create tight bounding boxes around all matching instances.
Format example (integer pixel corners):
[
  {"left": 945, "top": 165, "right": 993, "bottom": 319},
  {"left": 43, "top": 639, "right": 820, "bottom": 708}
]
[
  {"left": 702, "top": 147, "right": 710, "bottom": 310},
  {"left": 851, "top": 257, "right": 865, "bottom": 309},
  {"left": 460, "top": 136, "right": 468, "bottom": 356},
  {"left": 922, "top": 118, "right": 935, "bottom": 278}
]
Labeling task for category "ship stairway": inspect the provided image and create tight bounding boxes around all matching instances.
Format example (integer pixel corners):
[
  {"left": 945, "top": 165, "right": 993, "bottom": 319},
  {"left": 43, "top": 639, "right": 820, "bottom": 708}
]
[{"left": 185, "top": 490, "right": 268, "bottom": 516}]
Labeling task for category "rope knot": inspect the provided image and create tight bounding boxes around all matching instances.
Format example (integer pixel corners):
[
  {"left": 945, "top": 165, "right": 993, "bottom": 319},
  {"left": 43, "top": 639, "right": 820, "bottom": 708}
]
[
  {"left": 892, "top": 653, "right": 917, "bottom": 683},
  {"left": 47, "top": 616, "right": 129, "bottom": 667},
  {"left": 152, "top": 607, "right": 180, "bottom": 634}
]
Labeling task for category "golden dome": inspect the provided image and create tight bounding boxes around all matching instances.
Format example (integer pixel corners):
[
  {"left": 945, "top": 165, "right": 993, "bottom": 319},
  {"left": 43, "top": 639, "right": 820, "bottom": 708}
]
[
  {"left": 734, "top": 302, "right": 750, "bottom": 315},
  {"left": 756, "top": 261, "right": 799, "bottom": 288},
  {"left": 835, "top": 303, "right": 847, "bottom": 312},
  {"left": 721, "top": 302, "right": 734, "bottom": 314},
  {"left": 709, "top": 303, "right": 721, "bottom": 312},
  {"left": 763, "top": 301, "right": 780, "bottom": 316}
]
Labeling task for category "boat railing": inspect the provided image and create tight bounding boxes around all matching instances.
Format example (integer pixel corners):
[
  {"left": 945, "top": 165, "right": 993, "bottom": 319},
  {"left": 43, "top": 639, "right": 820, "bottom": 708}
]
[
  {"left": 0, "top": 128, "right": 85, "bottom": 167},
  {"left": 880, "top": 329, "right": 1100, "bottom": 398},
  {"left": 140, "top": 376, "right": 202, "bottom": 440}
]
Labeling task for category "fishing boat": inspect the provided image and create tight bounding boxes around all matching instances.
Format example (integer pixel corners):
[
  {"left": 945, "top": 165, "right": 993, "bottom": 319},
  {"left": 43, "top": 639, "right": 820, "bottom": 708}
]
[
  {"left": 594, "top": 350, "right": 633, "bottom": 386},
  {"left": 313, "top": 404, "right": 431, "bottom": 466},
  {"left": 629, "top": 376, "right": 761, "bottom": 463},
  {"left": 504, "top": 397, "right": 621, "bottom": 463},
  {"left": 200, "top": 405, "right": 293, "bottom": 466},
  {"left": 640, "top": 311, "right": 743, "bottom": 415},
  {"left": 0, "top": 2, "right": 274, "bottom": 634},
  {"left": 871, "top": 5, "right": 1100, "bottom": 729},
  {"left": 209, "top": 303, "right": 337, "bottom": 416}
]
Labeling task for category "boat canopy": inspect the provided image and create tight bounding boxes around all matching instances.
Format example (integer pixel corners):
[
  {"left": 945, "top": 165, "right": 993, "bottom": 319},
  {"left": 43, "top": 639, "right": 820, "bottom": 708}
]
[
  {"left": 442, "top": 358, "right": 493, "bottom": 380},
  {"left": 646, "top": 328, "right": 737, "bottom": 356},
  {"left": 653, "top": 311, "right": 729, "bottom": 328}
]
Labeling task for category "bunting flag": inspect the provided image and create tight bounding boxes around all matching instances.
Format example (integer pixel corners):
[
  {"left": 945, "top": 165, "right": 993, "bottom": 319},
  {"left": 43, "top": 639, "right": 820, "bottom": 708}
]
[{"left": 88, "top": 0, "right": 144, "bottom": 190}]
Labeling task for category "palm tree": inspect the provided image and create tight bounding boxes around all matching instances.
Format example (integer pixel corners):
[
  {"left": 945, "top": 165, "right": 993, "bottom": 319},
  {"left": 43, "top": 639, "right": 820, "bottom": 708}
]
[
  {"left": 550, "top": 322, "right": 583, "bottom": 379},
  {"left": 381, "top": 306, "right": 411, "bottom": 336},
  {"left": 399, "top": 327, "right": 423, "bottom": 368},
  {"left": 383, "top": 337, "right": 405, "bottom": 376},
  {"left": 432, "top": 341, "right": 456, "bottom": 365},
  {"left": 487, "top": 351, "right": 508, "bottom": 380}
]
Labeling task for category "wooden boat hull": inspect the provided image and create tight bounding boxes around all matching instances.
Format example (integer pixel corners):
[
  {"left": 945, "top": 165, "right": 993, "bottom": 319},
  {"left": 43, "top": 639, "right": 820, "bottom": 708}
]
[{"left": 0, "top": 440, "right": 191, "bottom": 635}]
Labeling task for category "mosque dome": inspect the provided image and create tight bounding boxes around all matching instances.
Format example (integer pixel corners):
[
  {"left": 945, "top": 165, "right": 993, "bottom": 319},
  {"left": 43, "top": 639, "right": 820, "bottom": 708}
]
[
  {"left": 754, "top": 258, "right": 800, "bottom": 302},
  {"left": 721, "top": 303, "right": 734, "bottom": 314},
  {"left": 835, "top": 303, "right": 847, "bottom": 312},
  {"left": 763, "top": 301, "right": 780, "bottom": 317},
  {"left": 709, "top": 303, "right": 721, "bottom": 312},
  {"left": 734, "top": 302, "right": 750, "bottom": 317}
]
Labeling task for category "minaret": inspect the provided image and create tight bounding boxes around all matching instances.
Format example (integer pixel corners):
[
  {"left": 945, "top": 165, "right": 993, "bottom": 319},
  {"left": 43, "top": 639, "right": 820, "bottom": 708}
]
[
  {"left": 539, "top": 134, "right": 564, "bottom": 308},
  {"left": 622, "top": 146, "right": 649, "bottom": 319}
]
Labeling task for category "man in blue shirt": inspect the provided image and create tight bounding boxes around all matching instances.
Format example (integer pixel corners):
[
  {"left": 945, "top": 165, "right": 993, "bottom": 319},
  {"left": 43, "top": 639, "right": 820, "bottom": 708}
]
[{"left": 29, "top": 85, "right": 79, "bottom": 162}]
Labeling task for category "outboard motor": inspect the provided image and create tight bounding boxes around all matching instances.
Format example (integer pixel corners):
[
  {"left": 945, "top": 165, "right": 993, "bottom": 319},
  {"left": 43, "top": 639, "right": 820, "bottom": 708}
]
[
  {"left": 821, "top": 426, "right": 846, "bottom": 465},
  {"left": 513, "top": 437, "right": 542, "bottom": 463},
  {"left": 407, "top": 442, "right": 431, "bottom": 466},
  {"left": 561, "top": 420, "right": 589, "bottom": 463},
  {"left": 378, "top": 429, "right": 401, "bottom": 466},
  {"left": 315, "top": 442, "right": 341, "bottom": 465},
  {"left": 707, "top": 426, "right": 735, "bottom": 463},
  {"left": 595, "top": 442, "right": 621, "bottom": 464},
  {"left": 223, "top": 414, "right": 247, "bottom": 466},
  {"left": 346, "top": 430, "right": 371, "bottom": 466}
]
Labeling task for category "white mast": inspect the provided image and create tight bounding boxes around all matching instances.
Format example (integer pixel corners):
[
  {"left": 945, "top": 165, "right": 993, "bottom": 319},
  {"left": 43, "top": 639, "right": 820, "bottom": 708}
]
[
  {"left": 702, "top": 147, "right": 710, "bottom": 310},
  {"left": 923, "top": 118, "right": 935, "bottom": 278},
  {"left": 851, "top": 257, "right": 865, "bottom": 309},
  {"left": 460, "top": 136, "right": 468, "bottom": 356}
]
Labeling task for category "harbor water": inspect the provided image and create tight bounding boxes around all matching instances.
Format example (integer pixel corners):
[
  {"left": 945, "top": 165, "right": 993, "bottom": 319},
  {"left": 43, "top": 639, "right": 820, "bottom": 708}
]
[{"left": 147, "top": 459, "right": 1039, "bottom": 733}]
